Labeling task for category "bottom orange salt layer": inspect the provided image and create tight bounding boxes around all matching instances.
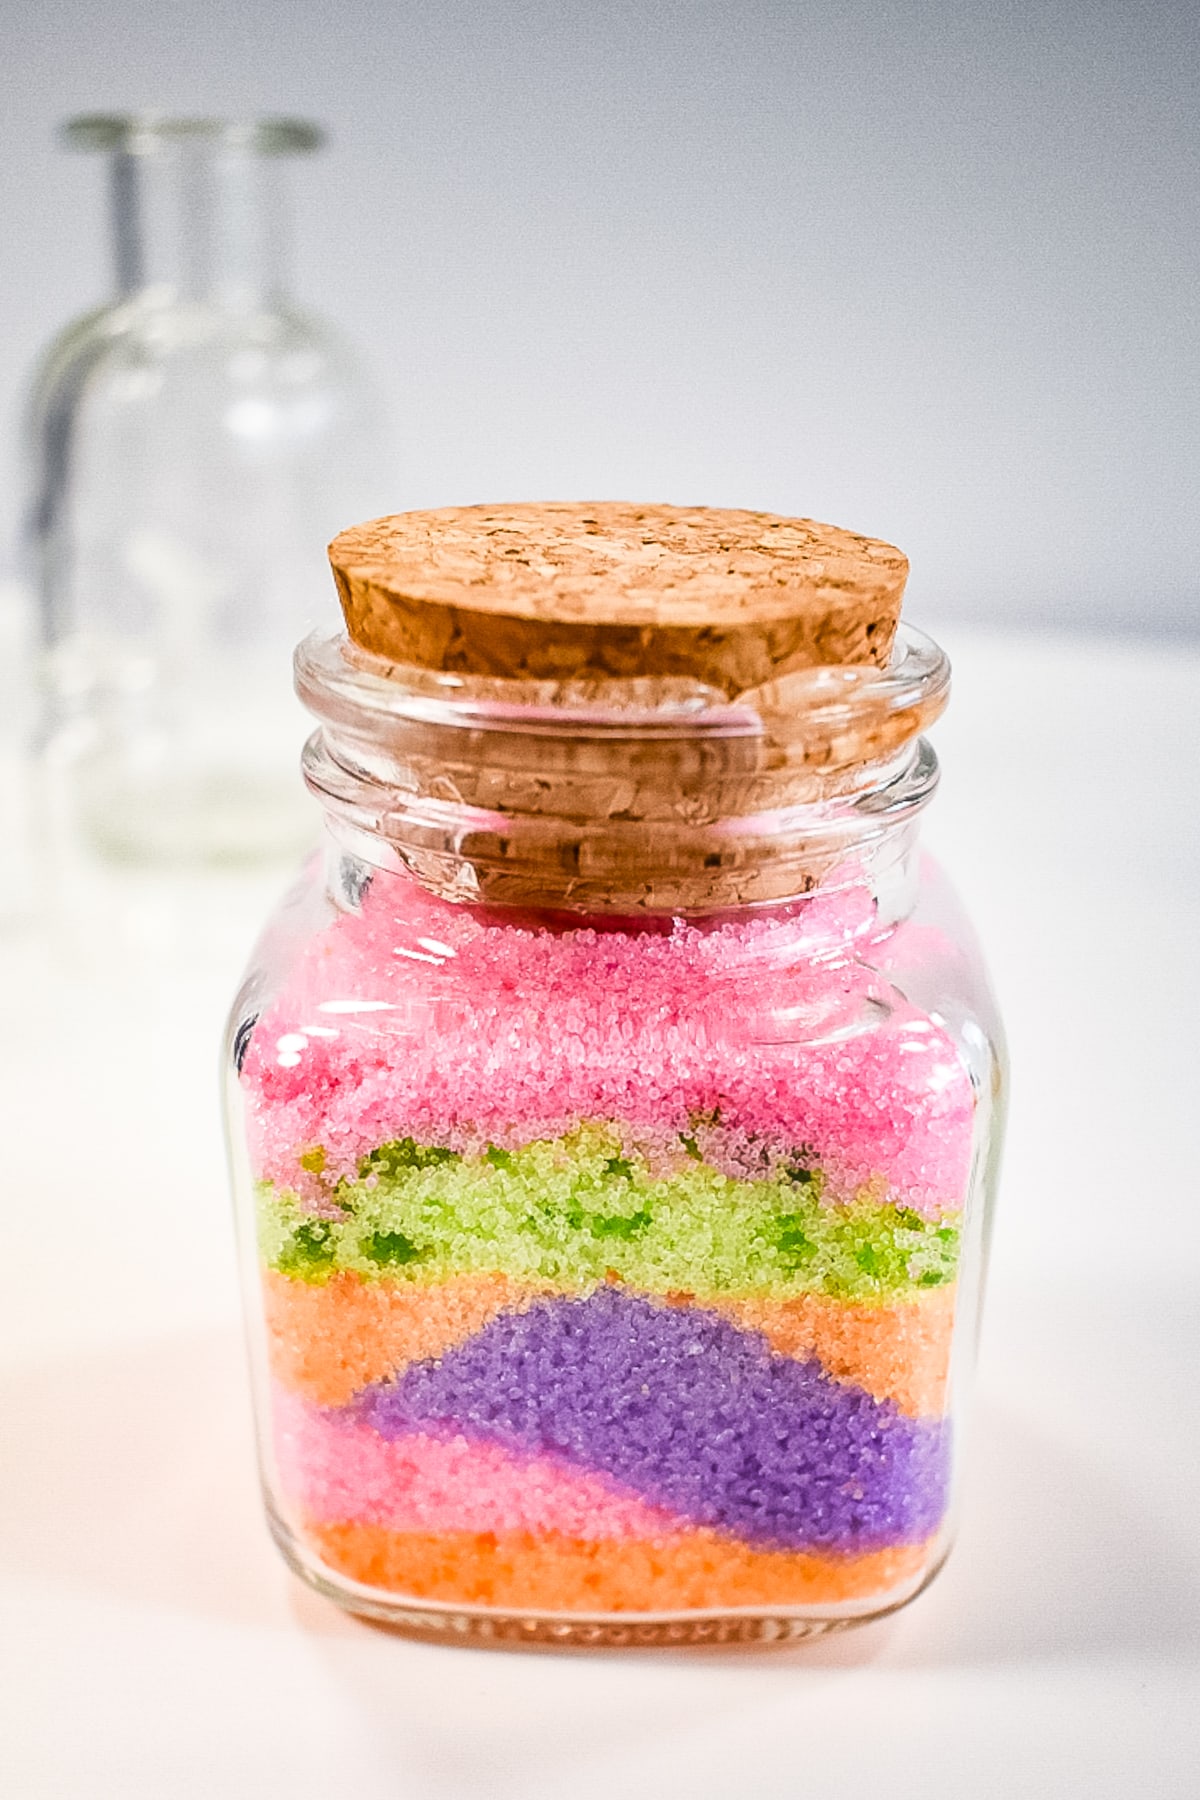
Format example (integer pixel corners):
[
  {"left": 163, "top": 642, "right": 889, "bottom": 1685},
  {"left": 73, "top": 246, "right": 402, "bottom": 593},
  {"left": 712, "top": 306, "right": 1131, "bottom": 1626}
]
[
  {"left": 264, "top": 1269, "right": 956, "bottom": 1414},
  {"left": 302, "top": 1520, "right": 933, "bottom": 1612}
]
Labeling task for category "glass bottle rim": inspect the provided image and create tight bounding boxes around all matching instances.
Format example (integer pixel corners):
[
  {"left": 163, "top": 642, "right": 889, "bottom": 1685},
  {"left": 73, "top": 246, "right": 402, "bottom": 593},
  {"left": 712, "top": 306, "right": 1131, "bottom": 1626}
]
[
  {"left": 294, "top": 622, "right": 950, "bottom": 750},
  {"left": 61, "top": 114, "right": 325, "bottom": 157}
]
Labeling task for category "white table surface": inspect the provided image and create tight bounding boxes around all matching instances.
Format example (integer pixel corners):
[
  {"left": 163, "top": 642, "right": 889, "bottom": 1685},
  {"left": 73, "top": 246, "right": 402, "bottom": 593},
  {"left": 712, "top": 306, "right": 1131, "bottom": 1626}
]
[{"left": 2, "top": 627, "right": 1198, "bottom": 1799}]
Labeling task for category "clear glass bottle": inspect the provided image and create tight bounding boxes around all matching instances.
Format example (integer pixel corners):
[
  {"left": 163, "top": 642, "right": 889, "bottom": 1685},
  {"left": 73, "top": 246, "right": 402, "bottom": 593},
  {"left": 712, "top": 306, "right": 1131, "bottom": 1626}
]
[
  {"left": 24, "top": 115, "right": 384, "bottom": 885},
  {"left": 224, "top": 507, "right": 1005, "bottom": 1647}
]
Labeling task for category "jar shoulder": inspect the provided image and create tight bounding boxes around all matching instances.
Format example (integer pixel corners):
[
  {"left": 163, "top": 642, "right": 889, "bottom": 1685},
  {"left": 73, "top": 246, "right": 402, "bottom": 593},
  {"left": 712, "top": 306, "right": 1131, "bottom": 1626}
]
[
  {"left": 224, "top": 851, "right": 337, "bottom": 1069},
  {"left": 229, "top": 851, "right": 1005, "bottom": 1081},
  {"left": 872, "top": 853, "right": 1007, "bottom": 1097}
]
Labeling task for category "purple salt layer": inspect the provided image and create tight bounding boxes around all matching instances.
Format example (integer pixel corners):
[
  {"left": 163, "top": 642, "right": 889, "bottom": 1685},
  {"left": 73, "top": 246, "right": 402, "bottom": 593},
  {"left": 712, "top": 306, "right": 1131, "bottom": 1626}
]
[{"left": 353, "top": 1288, "right": 949, "bottom": 1553}]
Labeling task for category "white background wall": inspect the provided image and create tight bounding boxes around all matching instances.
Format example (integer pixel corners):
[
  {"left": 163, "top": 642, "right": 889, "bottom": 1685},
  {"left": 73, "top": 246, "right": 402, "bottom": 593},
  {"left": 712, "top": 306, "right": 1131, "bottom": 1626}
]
[{"left": 0, "top": 0, "right": 1196, "bottom": 635}]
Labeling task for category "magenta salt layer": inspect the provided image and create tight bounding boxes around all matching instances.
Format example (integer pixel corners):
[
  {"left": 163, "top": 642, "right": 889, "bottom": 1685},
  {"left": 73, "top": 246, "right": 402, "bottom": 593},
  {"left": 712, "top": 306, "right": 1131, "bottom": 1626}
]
[
  {"left": 243, "top": 867, "right": 976, "bottom": 1213},
  {"left": 224, "top": 521, "right": 1006, "bottom": 1643}
]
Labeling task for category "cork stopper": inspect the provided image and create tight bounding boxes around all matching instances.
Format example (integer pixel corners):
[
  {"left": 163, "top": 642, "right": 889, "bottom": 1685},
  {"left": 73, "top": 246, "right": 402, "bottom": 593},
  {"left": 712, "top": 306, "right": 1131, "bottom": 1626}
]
[
  {"left": 328, "top": 502, "right": 907, "bottom": 695},
  {"left": 309, "top": 502, "right": 943, "bottom": 914}
]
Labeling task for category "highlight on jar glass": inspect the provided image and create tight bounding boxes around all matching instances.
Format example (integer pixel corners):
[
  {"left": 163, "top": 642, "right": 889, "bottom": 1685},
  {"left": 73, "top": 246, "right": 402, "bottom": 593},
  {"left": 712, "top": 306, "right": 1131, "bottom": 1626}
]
[{"left": 223, "top": 503, "right": 1006, "bottom": 1647}]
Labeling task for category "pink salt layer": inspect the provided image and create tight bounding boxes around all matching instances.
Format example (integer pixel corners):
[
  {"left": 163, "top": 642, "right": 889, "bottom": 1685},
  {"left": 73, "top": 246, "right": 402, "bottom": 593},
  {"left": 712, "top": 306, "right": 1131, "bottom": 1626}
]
[
  {"left": 272, "top": 1387, "right": 684, "bottom": 1540},
  {"left": 242, "top": 867, "right": 975, "bottom": 1214}
]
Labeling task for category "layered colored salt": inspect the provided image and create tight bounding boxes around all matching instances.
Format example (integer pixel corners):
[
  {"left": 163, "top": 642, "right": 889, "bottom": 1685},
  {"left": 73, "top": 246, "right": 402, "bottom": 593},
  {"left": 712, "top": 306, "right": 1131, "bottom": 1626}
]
[{"left": 240, "top": 865, "right": 975, "bottom": 1615}]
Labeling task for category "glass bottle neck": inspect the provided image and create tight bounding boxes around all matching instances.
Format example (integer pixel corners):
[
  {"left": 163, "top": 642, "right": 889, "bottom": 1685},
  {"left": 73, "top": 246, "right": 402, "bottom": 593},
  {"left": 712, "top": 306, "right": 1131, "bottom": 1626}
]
[
  {"left": 295, "top": 629, "right": 947, "bottom": 926},
  {"left": 105, "top": 140, "right": 292, "bottom": 308}
]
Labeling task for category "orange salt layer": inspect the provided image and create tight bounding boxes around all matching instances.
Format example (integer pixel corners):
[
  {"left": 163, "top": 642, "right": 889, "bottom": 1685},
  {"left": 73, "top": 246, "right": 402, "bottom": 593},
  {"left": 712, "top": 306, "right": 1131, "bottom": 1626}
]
[
  {"left": 264, "top": 1269, "right": 955, "bottom": 1416},
  {"left": 711, "top": 1286, "right": 956, "bottom": 1417},
  {"left": 303, "top": 1521, "right": 933, "bottom": 1612},
  {"left": 262, "top": 1270, "right": 553, "bottom": 1407}
]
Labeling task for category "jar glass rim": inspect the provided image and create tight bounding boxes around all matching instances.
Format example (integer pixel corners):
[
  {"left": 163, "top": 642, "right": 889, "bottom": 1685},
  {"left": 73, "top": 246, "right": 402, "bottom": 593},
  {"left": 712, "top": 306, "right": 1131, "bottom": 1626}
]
[{"left": 294, "top": 622, "right": 951, "bottom": 748}]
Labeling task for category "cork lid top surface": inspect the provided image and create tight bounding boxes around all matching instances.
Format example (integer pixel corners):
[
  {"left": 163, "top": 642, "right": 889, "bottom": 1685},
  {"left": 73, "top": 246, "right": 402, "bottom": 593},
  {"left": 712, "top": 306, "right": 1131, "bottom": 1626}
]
[{"left": 328, "top": 502, "right": 909, "bottom": 692}]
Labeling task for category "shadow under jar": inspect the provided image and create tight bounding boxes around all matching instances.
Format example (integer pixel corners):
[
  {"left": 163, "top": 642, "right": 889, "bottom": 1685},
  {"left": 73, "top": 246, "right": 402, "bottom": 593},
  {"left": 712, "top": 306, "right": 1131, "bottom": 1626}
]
[{"left": 223, "top": 503, "right": 1006, "bottom": 1648}]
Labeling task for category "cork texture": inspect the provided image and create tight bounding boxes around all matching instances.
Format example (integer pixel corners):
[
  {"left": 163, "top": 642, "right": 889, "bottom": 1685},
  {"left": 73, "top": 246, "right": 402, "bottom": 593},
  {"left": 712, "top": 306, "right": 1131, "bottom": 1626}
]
[{"left": 329, "top": 502, "right": 908, "bottom": 693}]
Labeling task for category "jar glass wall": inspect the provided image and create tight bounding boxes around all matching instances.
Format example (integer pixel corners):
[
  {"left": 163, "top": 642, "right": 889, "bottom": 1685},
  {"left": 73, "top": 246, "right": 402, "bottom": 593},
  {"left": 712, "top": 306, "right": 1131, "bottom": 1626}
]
[{"left": 224, "top": 621, "right": 1005, "bottom": 1647}]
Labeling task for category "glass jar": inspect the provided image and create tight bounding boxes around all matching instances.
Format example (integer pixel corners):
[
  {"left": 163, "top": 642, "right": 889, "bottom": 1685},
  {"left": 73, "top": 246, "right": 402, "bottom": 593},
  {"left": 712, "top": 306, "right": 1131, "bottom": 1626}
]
[
  {"left": 24, "top": 115, "right": 384, "bottom": 891},
  {"left": 224, "top": 507, "right": 1005, "bottom": 1647}
]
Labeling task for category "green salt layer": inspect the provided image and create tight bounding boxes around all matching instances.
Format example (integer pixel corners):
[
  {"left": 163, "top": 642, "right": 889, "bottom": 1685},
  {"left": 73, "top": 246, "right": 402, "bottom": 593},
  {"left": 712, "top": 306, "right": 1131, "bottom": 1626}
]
[{"left": 257, "top": 1125, "right": 959, "bottom": 1303}]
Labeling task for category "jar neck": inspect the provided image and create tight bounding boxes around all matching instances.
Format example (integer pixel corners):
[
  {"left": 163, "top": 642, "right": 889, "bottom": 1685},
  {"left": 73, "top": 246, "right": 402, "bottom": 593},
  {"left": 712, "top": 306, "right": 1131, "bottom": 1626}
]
[
  {"left": 322, "top": 801, "right": 929, "bottom": 947},
  {"left": 64, "top": 116, "right": 322, "bottom": 309},
  {"left": 295, "top": 629, "right": 948, "bottom": 926}
]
